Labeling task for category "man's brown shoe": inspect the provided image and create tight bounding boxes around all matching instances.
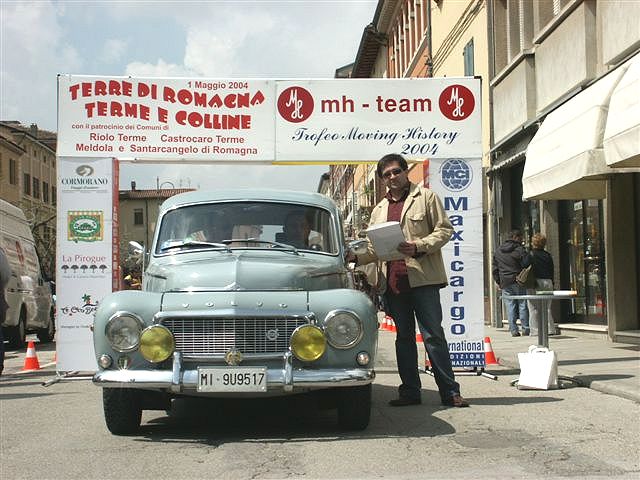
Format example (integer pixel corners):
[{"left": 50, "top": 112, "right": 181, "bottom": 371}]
[
  {"left": 442, "top": 394, "right": 470, "bottom": 408},
  {"left": 388, "top": 397, "right": 421, "bottom": 407}
]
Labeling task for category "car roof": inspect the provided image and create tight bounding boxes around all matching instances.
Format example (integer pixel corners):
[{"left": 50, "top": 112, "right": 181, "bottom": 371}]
[{"left": 160, "top": 189, "right": 337, "bottom": 213}]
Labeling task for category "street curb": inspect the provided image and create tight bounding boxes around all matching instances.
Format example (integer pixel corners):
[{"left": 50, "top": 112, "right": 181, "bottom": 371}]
[{"left": 498, "top": 357, "right": 640, "bottom": 404}]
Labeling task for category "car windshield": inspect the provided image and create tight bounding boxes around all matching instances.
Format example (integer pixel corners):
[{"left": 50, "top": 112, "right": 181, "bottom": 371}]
[{"left": 155, "top": 201, "right": 338, "bottom": 255}]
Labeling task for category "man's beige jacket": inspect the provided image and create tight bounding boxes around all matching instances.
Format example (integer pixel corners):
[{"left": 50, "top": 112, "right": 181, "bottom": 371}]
[{"left": 357, "top": 182, "right": 453, "bottom": 293}]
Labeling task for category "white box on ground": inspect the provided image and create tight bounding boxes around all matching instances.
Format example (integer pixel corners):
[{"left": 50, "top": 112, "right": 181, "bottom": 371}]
[{"left": 517, "top": 345, "right": 559, "bottom": 390}]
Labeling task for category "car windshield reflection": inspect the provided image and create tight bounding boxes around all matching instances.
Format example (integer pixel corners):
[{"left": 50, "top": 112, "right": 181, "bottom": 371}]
[{"left": 155, "top": 201, "right": 338, "bottom": 255}]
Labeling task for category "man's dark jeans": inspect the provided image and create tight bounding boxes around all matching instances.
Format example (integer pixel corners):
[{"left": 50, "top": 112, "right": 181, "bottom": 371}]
[{"left": 385, "top": 285, "right": 460, "bottom": 402}]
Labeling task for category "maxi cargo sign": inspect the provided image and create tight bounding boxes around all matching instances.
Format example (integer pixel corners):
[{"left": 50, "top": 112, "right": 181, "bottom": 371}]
[{"left": 57, "top": 75, "right": 481, "bottom": 162}]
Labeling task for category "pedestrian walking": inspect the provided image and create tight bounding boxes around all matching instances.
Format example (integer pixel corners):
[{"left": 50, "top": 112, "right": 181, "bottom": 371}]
[
  {"left": 526, "top": 233, "right": 556, "bottom": 335},
  {"left": 349, "top": 153, "right": 469, "bottom": 408},
  {"left": 492, "top": 230, "right": 530, "bottom": 336}
]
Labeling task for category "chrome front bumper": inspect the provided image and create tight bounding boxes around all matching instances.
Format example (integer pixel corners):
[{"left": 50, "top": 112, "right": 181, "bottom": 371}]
[{"left": 92, "top": 351, "right": 375, "bottom": 393}]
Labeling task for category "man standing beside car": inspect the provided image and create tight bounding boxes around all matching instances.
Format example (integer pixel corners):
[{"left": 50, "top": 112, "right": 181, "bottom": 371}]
[
  {"left": 0, "top": 247, "right": 10, "bottom": 375},
  {"left": 349, "top": 153, "right": 469, "bottom": 408}
]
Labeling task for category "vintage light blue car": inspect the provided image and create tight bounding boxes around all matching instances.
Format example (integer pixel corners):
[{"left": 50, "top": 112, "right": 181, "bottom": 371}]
[{"left": 93, "top": 189, "right": 378, "bottom": 434}]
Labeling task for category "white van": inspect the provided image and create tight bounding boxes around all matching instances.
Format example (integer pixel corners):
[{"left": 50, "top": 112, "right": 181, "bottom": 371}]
[{"left": 0, "top": 199, "right": 54, "bottom": 348}]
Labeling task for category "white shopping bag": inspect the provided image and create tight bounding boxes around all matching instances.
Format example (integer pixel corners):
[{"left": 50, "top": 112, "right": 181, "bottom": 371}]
[{"left": 517, "top": 345, "right": 558, "bottom": 390}]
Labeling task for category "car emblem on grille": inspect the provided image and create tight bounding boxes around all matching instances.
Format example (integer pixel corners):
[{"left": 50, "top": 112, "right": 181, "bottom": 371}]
[
  {"left": 266, "top": 328, "right": 279, "bottom": 341},
  {"left": 225, "top": 347, "right": 243, "bottom": 366}
]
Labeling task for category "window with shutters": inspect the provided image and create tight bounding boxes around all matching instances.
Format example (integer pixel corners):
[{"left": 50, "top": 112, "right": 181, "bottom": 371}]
[
  {"left": 493, "top": 0, "right": 534, "bottom": 74},
  {"left": 24, "top": 173, "right": 31, "bottom": 195},
  {"left": 463, "top": 39, "right": 475, "bottom": 76},
  {"left": 10, "top": 159, "right": 18, "bottom": 185},
  {"left": 33, "top": 177, "right": 40, "bottom": 200},
  {"left": 134, "top": 208, "right": 144, "bottom": 225}
]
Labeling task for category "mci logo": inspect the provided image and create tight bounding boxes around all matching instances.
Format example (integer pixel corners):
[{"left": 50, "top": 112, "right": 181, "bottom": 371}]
[{"left": 439, "top": 159, "right": 472, "bottom": 192}]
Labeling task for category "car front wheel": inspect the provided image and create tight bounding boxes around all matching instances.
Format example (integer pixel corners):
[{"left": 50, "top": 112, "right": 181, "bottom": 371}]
[
  {"left": 337, "top": 383, "right": 372, "bottom": 431},
  {"left": 37, "top": 309, "right": 56, "bottom": 343},
  {"left": 103, "top": 388, "right": 142, "bottom": 435},
  {"left": 8, "top": 311, "right": 26, "bottom": 349}
]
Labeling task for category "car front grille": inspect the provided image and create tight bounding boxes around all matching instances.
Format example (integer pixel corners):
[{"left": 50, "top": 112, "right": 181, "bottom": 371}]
[{"left": 160, "top": 316, "right": 309, "bottom": 357}]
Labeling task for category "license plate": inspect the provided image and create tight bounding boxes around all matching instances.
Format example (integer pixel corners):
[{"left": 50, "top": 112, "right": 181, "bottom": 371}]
[{"left": 197, "top": 367, "right": 267, "bottom": 392}]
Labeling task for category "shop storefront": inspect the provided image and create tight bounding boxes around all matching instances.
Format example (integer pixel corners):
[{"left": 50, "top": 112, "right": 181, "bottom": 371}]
[
  {"left": 521, "top": 53, "right": 640, "bottom": 341},
  {"left": 559, "top": 200, "right": 607, "bottom": 325}
]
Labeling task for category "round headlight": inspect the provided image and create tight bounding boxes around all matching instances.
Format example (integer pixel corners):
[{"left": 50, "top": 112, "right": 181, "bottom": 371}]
[
  {"left": 139, "top": 325, "right": 175, "bottom": 363},
  {"left": 290, "top": 325, "right": 326, "bottom": 362},
  {"left": 105, "top": 312, "right": 144, "bottom": 352},
  {"left": 323, "top": 310, "right": 363, "bottom": 348}
]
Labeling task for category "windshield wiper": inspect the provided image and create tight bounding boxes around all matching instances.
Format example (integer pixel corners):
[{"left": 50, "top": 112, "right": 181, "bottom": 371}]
[
  {"left": 221, "top": 238, "right": 300, "bottom": 255},
  {"left": 160, "top": 240, "right": 232, "bottom": 253}
]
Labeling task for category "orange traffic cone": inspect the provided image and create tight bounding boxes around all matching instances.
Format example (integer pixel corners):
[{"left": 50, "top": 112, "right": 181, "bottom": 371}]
[
  {"left": 415, "top": 330, "right": 424, "bottom": 343},
  {"left": 484, "top": 336, "right": 499, "bottom": 365},
  {"left": 22, "top": 341, "right": 41, "bottom": 371}
]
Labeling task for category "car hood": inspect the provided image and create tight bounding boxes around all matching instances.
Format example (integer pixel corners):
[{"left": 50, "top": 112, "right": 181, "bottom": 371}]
[{"left": 147, "top": 251, "right": 347, "bottom": 292}]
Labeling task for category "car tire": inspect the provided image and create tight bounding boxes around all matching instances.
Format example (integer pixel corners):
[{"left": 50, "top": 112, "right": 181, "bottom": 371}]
[
  {"left": 8, "top": 310, "right": 26, "bottom": 349},
  {"left": 337, "top": 383, "right": 372, "bottom": 431},
  {"left": 103, "top": 388, "right": 142, "bottom": 435},
  {"left": 37, "top": 309, "right": 56, "bottom": 343}
]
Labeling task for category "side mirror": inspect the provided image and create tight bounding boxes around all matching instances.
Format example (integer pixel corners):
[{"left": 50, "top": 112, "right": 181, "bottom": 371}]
[
  {"left": 128, "top": 241, "right": 144, "bottom": 255},
  {"left": 128, "top": 241, "right": 146, "bottom": 269},
  {"left": 347, "top": 239, "right": 368, "bottom": 255}
]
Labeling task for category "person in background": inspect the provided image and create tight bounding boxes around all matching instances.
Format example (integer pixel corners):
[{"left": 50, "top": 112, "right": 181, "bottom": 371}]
[
  {"left": 282, "top": 211, "right": 311, "bottom": 249},
  {"left": 492, "top": 229, "right": 530, "bottom": 336},
  {"left": 526, "top": 233, "right": 556, "bottom": 336},
  {"left": 349, "top": 153, "right": 469, "bottom": 408},
  {"left": 0, "top": 247, "right": 11, "bottom": 375}
]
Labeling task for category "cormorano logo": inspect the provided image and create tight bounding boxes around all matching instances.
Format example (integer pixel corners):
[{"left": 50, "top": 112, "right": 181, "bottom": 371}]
[
  {"left": 76, "top": 165, "right": 94, "bottom": 176},
  {"left": 61, "top": 164, "right": 108, "bottom": 191}
]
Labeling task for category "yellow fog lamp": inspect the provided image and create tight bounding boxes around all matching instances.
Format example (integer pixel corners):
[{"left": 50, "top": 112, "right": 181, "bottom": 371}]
[
  {"left": 290, "top": 325, "right": 326, "bottom": 362},
  {"left": 139, "top": 325, "right": 175, "bottom": 363}
]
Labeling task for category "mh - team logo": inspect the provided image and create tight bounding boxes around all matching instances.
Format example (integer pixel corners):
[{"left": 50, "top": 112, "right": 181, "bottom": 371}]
[
  {"left": 277, "top": 86, "right": 314, "bottom": 123},
  {"left": 439, "top": 84, "right": 475, "bottom": 121},
  {"left": 440, "top": 158, "right": 472, "bottom": 192}
]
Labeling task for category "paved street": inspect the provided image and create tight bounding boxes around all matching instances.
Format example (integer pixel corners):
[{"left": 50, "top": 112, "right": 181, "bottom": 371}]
[{"left": 1, "top": 332, "right": 639, "bottom": 479}]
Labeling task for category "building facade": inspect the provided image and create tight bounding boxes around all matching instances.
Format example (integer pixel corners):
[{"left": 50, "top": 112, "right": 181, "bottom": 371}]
[
  {"left": 0, "top": 121, "right": 57, "bottom": 279},
  {"left": 488, "top": 0, "right": 640, "bottom": 342},
  {"left": 333, "top": 0, "right": 493, "bottom": 317}
]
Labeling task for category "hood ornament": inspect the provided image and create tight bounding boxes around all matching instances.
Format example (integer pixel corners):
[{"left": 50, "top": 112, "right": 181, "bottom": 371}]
[
  {"left": 266, "top": 328, "right": 279, "bottom": 341},
  {"left": 225, "top": 347, "right": 243, "bottom": 366}
]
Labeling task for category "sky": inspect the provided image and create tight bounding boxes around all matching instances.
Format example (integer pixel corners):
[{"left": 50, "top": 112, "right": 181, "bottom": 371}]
[{"left": 0, "top": 0, "right": 377, "bottom": 192}]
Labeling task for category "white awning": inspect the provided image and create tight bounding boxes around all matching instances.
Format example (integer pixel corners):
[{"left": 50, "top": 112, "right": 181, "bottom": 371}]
[
  {"left": 523, "top": 65, "right": 629, "bottom": 200},
  {"left": 604, "top": 52, "right": 640, "bottom": 168}
]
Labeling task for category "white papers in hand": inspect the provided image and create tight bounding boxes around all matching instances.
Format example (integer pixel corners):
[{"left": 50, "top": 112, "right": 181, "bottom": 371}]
[{"left": 366, "top": 221, "right": 406, "bottom": 261}]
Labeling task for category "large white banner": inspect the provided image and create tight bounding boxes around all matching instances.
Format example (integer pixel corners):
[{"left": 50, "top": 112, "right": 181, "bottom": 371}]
[
  {"left": 56, "top": 76, "right": 483, "bottom": 371},
  {"left": 429, "top": 158, "right": 484, "bottom": 368},
  {"left": 56, "top": 157, "right": 117, "bottom": 371},
  {"left": 57, "top": 75, "right": 481, "bottom": 162},
  {"left": 275, "top": 78, "right": 481, "bottom": 161},
  {"left": 57, "top": 76, "right": 276, "bottom": 161}
]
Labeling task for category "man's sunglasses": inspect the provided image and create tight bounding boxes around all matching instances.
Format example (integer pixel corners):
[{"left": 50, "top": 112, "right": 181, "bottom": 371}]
[{"left": 382, "top": 167, "right": 404, "bottom": 179}]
